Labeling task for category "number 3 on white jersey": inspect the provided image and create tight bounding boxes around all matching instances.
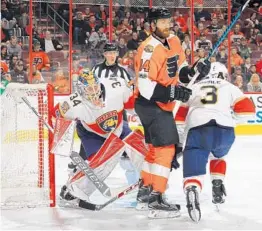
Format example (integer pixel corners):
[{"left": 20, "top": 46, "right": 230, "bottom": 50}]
[{"left": 200, "top": 86, "right": 218, "bottom": 104}]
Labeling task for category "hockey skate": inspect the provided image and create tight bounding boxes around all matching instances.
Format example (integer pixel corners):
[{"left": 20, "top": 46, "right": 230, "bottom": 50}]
[
  {"left": 186, "top": 186, "right": 201, "bottom": 222},
  {"left": 147, "top": 191, "right": 181, "bottom": 219},
  {"left": 212, "top": 179, "right": 227, "bottom": 211},
  {"left": 59, "top": 185, "right": 79, "bottom": 208},
  {"left": 136, "top": 181, "right": 152, "bottom": 211}
]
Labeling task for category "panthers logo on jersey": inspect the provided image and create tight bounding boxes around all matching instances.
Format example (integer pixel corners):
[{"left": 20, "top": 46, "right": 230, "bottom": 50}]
[{"left": 96, "top": 110, "right": 118, "bottom": 132}]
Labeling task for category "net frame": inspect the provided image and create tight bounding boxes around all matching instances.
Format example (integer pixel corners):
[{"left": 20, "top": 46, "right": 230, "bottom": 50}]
[{"left": 1, "top": 83, "right": 55, "bottom": 208}]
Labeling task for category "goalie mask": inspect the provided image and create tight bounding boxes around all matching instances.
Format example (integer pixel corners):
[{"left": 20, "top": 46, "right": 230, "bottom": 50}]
[
  {"left": 206, "top": 62, "right": 229, "bottom": 80},
  {"left": 77, "top": 69, "right": 102, "bottom": 106}
]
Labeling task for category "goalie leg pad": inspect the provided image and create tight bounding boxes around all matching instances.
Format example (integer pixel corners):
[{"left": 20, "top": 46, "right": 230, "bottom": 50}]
[
  {"left": 67, "top": 133, "right": 126, "bottom": 198},
  {"left": 123, "top": 129, "right": 148, "bottom": 172}
]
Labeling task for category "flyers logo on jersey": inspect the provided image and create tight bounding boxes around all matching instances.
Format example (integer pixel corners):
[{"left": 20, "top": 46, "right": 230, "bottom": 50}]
[
  {"left": 96, "top": 110, "right": 118, "bottom": 132},
  {"left": 144, "top": 44, "right": 154, "bottom": 53}
]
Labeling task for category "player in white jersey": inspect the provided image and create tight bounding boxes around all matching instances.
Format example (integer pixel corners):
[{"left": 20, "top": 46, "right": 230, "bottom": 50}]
[
  {"left": 53, "top": 68, "right": 142, "bottom": 205},
  {"left": 175, "top": 62, "right": 255, "bottom": 221}
]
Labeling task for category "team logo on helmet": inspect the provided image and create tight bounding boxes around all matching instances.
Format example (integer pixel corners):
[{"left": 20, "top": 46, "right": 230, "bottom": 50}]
[{"left": 96, "top": 110, "right": 118, "bottom": 133}]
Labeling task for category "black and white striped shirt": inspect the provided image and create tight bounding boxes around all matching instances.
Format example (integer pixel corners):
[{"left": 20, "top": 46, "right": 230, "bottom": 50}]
[{"left": 92, "top": 61, "right": 131, "bottom": 84}]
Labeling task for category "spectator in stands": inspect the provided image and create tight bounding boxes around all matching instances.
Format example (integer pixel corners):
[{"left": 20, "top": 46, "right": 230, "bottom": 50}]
[
  {"left": 114, "top": 2, "right": 125, "bottom": 20},
  {"left": 194, "top": 4, "right": 211, "bottom": 22},
  {"left": 256, "top": 54, "right": 262, "bottom": 77},
  {"left": 182, "top": 34, "right": 191, "bottom": 51},
  {"left": 127, "top": 31, "right": 139, "bottom": 51},
  {"left": 9, "top": 60, "right": 28, "bottom": 83},
  {"left": 247, "top": 73, "right": 262, "bottom": 92},
  {"left": 232, "top": 66, "right": 247, "bottom": 83},
  {"left": 32, "top": 40, "right": 50, "bottom": 71},
  {"left": 112, "top": 11, "right": 120, "bottom": 27},
  {"left": 52, "top": 69, "right": 70, "bottom": 94},
  {"left": 216, "top": 46, "right": 228, "bottom": 65},
  {"left": 83, "top": 7, "right": 92, "bottom": 19},
  {"left": 229, "top": 24, "right": 244, "bottom": 43},
  {"left": 207, "top": 17, "right": 221, "bottom": 34},
  {"left": 241, "top": 57, "right": 252, "bottom": 78},
  {"left": 96, "top": 5, "right": 107, "bottom": 24},
  {"left": 211, "top": 5, "right": 225, "bottom": 20},
  {"left": 234, "top": 75, "right": 247, "bottom": 92},
  {"left": 7, "top": 36, "right": 21, "bottom": 59},
  {"left": 1, "top": 17, "right": 17, "bottom": 41},
  {"left": 132, "top": 18, "right": 143, "bottom": 33},
  {"left": 195, "top": 33, "right": 212, "bottom": 51},
  {"left": 249, "top": 28, "right": 260, "bottom": 46},
  {"left": 195, "top": 22, "right": 208, "bottom": 37},
  {"left": 247, "top": 64, "right": 259, "bottom": 82},
  {"left": 28, "top": 64, "right": 44, "bottom": 84},
  {"left": 73, "top": 11, "right": 84, "bottom": 44},
  {"left": 173, "top": 10, "right": 188, "bottom": 33},
  {"left": 256, "top": 18, "right": 262, "bottom": 34},
  {"left": 212, "top": 29, "right": 223, "bottom": 45},
  {"left": 239, "top": 37, "right": 252, "bottom": 59},
  {"left": 118, "top": 37, "right": 128, "bottom": 58},
  {"left": 1, "top": 45, "right": 9, "bottom": 61},
  {"left": 138, "top": 22, "right": 151, "bottom": 42},
  {"left": 185, "top": 48, "right": 192, "bottom": 65},
  {"left": 89, "top": 25, "right": 107, "bottom": 49},
  {"left": 245, "top": 12, "right": 259, "bottom": 29},
  {"left": 173, "top": 23, "right": 184, "bottom": 42},
  {"left": 0, "top": 60, "right": 9, "bottom": 75},
  {"left": 39, "top": 31, "right": 63, "bottom": 53},
  {"left": 116, "top": 18, "right": 132, "bottom": 38},
  {"left": 8, "top": 54, "right": 19, "bottom": 71},
  {"left": 231, "top": 47, "right": 244, "bottom": 67},
  {"left": 17, "top": 10, "right": 29, "bottom": 34}
]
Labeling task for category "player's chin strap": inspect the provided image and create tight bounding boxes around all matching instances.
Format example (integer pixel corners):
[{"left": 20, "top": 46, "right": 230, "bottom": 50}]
[
  {"left": 21, "top": 96, "right": 112, "bottom": 198},
  {"left": 173, "top": 0, "right": 251, "bottom": 117}
]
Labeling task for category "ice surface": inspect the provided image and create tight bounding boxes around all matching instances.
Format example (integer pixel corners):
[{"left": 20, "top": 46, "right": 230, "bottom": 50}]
[{"left": 1, "top": 136, "right": 262, "bottom": 230}]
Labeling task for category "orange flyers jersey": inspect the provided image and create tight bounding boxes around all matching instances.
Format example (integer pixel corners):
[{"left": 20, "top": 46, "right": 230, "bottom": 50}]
[
  {"left": 134, "top": 34, "right": 188, "bottom": 112},
  {"left": 175, "top": 78, "right": 255, "bottom": 131},
  {"left": 32, "top": 51, "right": 50, "bottom": 70},
  {"left": 55, "top": 76, "right": 134, "bottom": 138},
  {"left": 0, "top": 61, "right": 9, "bottom": 74}
]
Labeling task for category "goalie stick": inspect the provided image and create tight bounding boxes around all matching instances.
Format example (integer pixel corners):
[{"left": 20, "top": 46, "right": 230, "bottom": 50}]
[
  {"left": 173, "top": 0, "right": 251, "bottom": 116},
  {"left": 21, "top": 96, "right": 112, "bottom": 197}
]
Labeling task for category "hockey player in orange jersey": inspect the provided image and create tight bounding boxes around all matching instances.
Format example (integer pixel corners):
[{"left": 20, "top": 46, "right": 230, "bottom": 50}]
[
  {"left": 32, "top": 40, "right": 50, "bottom": 71},
  {"left": 134, "top": 7, "right": 211, "bottom": 219},
  {"left": 175, "top": 62, "right": 256, "bottom": 222}
]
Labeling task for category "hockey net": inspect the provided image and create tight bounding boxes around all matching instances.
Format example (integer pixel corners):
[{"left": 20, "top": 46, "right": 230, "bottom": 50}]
[{"left": 1, "top": 83, "right": 55, "bottom": 208}]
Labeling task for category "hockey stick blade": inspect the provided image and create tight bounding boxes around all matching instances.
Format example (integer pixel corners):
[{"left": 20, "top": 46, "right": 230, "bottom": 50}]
[
  {"left": 70, "top": 151, "right": 112, "bottom": 197},
  {"left": 78, "top": 181, "right": 140, "bottom": 211}
]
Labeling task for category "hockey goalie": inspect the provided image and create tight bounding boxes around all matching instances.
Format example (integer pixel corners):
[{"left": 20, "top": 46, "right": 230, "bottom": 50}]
[{"left": 52, "top": 68, "right": 147, "bottom": 207}]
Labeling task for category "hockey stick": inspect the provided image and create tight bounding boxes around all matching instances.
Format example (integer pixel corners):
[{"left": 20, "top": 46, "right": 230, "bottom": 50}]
[
  {"left": 21, "top": 96, "right": 112, "bottom": 197},
  {"left": 173, "top": 0, "right": 251, "bottom": 116},
  {"left": 78, "top": 180, "right": 140, "bottom": 211}
]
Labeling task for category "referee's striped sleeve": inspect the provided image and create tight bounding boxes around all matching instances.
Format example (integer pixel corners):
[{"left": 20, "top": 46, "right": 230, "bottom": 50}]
[{"left": 121, "top": 67, "right": 132, "bottom": 82}]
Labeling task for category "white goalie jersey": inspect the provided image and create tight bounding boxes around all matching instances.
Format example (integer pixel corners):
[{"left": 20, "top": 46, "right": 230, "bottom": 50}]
[{"left": 53, "top": 76, "right": 134, "bottom": 138}]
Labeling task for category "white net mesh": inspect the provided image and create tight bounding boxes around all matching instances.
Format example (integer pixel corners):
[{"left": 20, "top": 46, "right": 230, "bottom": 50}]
[{"left": 1, "top": 83, "right": 54, "bottom": 208}]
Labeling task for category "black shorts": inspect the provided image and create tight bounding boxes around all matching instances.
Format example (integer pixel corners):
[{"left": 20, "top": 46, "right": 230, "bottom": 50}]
[{"left": 135, "top": 102, "right": 179, "bottom": 147}]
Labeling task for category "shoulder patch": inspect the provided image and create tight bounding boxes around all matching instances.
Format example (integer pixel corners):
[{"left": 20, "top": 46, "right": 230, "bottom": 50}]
[
  {"left": 144, "top": 44, "right": 154, "bottom": 53},
  {"left": 60, "top": 101, "right": 70, "bottom": 115}
]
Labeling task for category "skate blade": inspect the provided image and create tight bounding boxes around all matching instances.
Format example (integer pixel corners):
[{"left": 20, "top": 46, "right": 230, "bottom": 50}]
[
  {"left": 148, "top": 209, "right": 181, "bottom": 219},
  {"left": 188, "top": 191, "right": 201, "bottom": 223},
  {"left": 136, "top": 202, "right": 148, "bottom": 211}
]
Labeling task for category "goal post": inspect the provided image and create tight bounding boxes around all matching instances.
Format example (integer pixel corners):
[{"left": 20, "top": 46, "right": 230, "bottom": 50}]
[{"left": 1, "top": 83, "right": 55, "bottom": 208}]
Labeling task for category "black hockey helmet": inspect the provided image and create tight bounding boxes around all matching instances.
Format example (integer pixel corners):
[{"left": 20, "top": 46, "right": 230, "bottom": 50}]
[
  {"left": 103, "top": 42, "right": 118, "bottom": 53},
  {"left": 148, "top": 7, "right": 171, "bottom": 23}
]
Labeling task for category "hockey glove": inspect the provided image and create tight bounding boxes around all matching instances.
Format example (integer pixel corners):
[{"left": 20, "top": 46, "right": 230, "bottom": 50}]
[
  {"left": 167, "top": 55, "right": 178, "bottom": 78},
  {"left": 170, "top": 85, "right": 192, "bottom": 103},
  {"left": 191, "top": 59, "right": 211, "bottom": 80}
]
